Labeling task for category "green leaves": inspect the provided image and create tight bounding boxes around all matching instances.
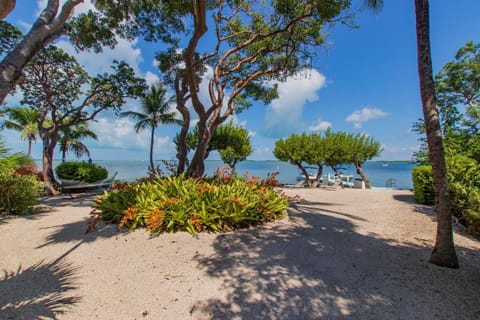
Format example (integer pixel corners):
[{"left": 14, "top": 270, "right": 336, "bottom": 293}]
[
  {"left": 55, "top": 162, "right": 108, "bottom": 183},
  {"left": 93, "top": 174, "right": 288, "bottom": 234}
]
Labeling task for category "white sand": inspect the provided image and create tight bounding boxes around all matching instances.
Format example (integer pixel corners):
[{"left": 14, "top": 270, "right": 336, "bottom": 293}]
[{"left": 1, "top": 188, "right": 480, "bottom": 319}]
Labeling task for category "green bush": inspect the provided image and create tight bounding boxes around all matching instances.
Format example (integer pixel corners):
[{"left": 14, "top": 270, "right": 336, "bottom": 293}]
[
  {"left": 92, "top": 174, "right": 288, "bottom": 234},
  {"left": 55, "top": 161, "right": 108, "bottom": 183},
  {"left": 446, "top": 156, "right": 480, "bottom": 236},
  {"left": 0, "top": 169, "right": 44, "bottom": 215},
  {"left": 412, "top": 157, "right": 480, "bottom": 237},
  {"left": 412, "top": 165, "right": 434, "bottom": 204}
]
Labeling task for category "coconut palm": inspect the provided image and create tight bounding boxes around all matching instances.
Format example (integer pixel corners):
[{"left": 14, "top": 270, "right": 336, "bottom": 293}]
[
  {"left": 120, "top": 83, "right": 181, "bottom": 172},
  {"left": 1, "top": 107, "right": 40, "bottom": 157},
  {"left": 364, "top": 0, "right": 458, "bottom": 268},
  {"left": 58, "top": 122, "right": 98, "bottom": 162}
]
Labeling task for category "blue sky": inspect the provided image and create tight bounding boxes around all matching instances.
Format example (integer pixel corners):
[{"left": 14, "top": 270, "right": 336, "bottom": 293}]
[{"left": 2, "top": 0, "right": 480, "bottom": 161}]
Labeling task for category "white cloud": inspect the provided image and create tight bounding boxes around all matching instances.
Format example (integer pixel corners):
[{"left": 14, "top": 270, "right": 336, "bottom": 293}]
[
  {"left": 264, "top": 69, "right": 327, "bottom": 137},
  {"left": 309, "top": 119, "right": 332, "bottom": 131},
  {"left": 145, "top": 72, "right": 160, "bottom": 87},
  {"left": 55, "top": 37, "right": 143, "bottom": 76},
  {"left": 345, "top": 107, "right": 389, "bottom": 128},
  {"left": 248, "top": 130, "right": 256, "bottom": 137}
]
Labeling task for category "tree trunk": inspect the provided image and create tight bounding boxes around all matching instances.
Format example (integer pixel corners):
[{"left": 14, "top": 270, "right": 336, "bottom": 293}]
[
  {"left": 187, "top": 129, "right": 210, "bottom": 177},
  {"left": 0, "top": 0, "right": 77, "bottom": 105},
  {"left": 296, "top": 163, "right": 310, "bottom": 187},
  {"left": 0, "top": 0, "right": 15, "bottom": 19},
  {"left": 354, "top": 161, "right": 371, "bottom": 189},
  {"left": 27, "top": 139, "right": 32, "bottom": 158},
  {"left": 176, "top": 102, "right": 190, "bottom": 176},
  {"left": 315, "top": 164, "right": 323, "bottom": 183},
  {"left": 149, "top": 126, "right": 155, "bottom": 173},
  {"left": 415, "top": 0, "right": 458, "bottom": 268},
  {"left": 41, "top": 134, "right": 58, "bottom": 195}
]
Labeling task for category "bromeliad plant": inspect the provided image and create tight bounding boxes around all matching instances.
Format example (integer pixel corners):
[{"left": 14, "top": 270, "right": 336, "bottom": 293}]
[{"left": 92, "top": 170, "right": 288, "bottom": 234}]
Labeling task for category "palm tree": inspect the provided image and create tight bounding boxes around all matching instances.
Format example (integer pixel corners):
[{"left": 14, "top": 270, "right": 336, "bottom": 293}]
[
  {"left": 414, "top": 0, "right": 458, "bottom": 268},
  {"left": 120, "top": 83, "right": 181, "bottom": 172},
  {"left": 58, "top": 123, "right": 98, "bottom": 162},
  {"left": 364, "top": 0, "right": 458, "bottom": 268},
  {"left": 1, "top": 107, "right": 40, "bottom": 157}
]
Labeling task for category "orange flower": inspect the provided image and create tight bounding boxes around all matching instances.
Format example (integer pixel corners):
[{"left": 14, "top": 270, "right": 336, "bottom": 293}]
[
  {"left": 146, "top": 209, "right": 165, "bottom": 231},
  {"left": 189, "top": 213, "right": 202, "bottom": 231},
  {"left": 119, "top": 206, "right": 139, "bottom": 228}
]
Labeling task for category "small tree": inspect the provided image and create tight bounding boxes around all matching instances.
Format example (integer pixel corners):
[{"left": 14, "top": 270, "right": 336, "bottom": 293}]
[
  {"left": 59, "top": 122, "right": 98, "bottom": 162},
  {"left": 273, "top": 132, "right": 317, "bottom": 186},
  {"left": 348, "top": 133, "right": 381, "bottom": 189},
  {"left": 179, "top": 121, "right": 253, "bottom": 171},
  {"left": 1, "top": 107, "right": 40, "bottom": 157},
  {"left": 20, "top": 45, "right": 145, "bottom": 194},
  {"left": 120, "top": 83, "right": 181, "bottom": 173},
  {"left": 210, "top": 121, "right": 253, "bottom": 170},
  {"left": 323, "top": 129, "right": 351, "bottom": 173}
]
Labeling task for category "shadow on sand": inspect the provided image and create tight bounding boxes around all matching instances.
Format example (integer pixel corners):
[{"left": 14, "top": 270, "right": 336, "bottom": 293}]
[
  {"left": 192, "top": 199, "right": 480, "bottom": 319},
  {"left": 0, "top": 254, "right": 81, "bottom": 319}
]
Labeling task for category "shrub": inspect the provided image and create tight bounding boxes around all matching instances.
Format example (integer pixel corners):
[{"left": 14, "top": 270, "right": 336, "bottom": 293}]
[
  {"left": 92, "top": 174, "right": 288, "bottom": 234},
  {"left": 412, "top": 165, "right": 434, "bottom": 204},
  {"left": 446, "top": 156, "right": 480, "bottom": 236},
  {"left": 0, "top": 169, "right": 44, "bottom": 215},
  {"left": 412, "top": 157, "right": 480, "bottom": 237},
  {"left": 55, "top": 161, "right": 108, "bottom": 183}
]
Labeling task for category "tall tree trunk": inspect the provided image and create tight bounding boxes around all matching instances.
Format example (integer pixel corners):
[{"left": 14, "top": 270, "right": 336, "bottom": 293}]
[
  {"left": 27, "top": 139, "right": 32, "bottom": 158},
  {"left": 354, "top": 161, "right": 371, "bottom": 189},
  {"left": 187, "top": 128, "right": 211, "bottom": 177},
  {"left": 149, "top": 126, "right": 155, "bottom": 172},
  {"left": 41, "top": 133, "right": 58, "bottom": 195},
  {"left": 414, "top": 0, "right": 458, "bottom": 268},
  {"left": 176, "top": 101, "right": 190, "bottom": 176}
]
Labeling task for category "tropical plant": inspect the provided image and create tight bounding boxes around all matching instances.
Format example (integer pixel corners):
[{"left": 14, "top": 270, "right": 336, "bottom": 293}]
[
  {"left": 0, "top": 107, "right": 40, "bottom": 157},
  {"left": 20, "top": 45, "right": 145, "bottom": 194},
  {"left": 0, "top": 136, "right": 42, "bottom": 215},
  {"left": 413, "top": 41, "right": 480, "bottom": 163},
  {"left": 59, "top": 122, "right": 98, "bottom": 162},
  {"left": 365, "top": 0, "right": 459, "bottom": 268},
  {"left": 55, "top": 161, "right": 108, "bottom": 183},
  {"left": 0, "top": 135, "right": 32, "bottom": 170},
  {"left": 120, "top": 83, "right": 181, "bottom": 173},
  {"left": 179, "top": 121, "right": 253, "bottom": 171},
  {"left": 92, "top": 173, "right": 288, "bottom": 234}
]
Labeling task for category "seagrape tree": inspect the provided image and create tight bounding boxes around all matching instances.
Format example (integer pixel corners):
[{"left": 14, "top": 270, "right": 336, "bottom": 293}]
[
  {"left": 178, "top": 121, "right": 253, "bottom": 171},
  {"left": 273, "top": 132, "right": 318, "bottom": 186},
  {"left": 20, "top": 45, "right": 145, "bottom": 194},
  {"left": 0, "top": 0, "right": 182, "bottom": 105},
  {"left": 154, "top": 0, "right": 353, "bottom": 177}
]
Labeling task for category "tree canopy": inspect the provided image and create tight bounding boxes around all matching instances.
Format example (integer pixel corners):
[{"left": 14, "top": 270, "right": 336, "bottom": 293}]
[
  {"left": 413, "top": 41, "right": 480, "bottom": 163},
  {"left": 274, "top": 130, "right": 381, "bottom": 188},
  {"left": 19, "top": 44, "right": 145, "bottom": 193}
]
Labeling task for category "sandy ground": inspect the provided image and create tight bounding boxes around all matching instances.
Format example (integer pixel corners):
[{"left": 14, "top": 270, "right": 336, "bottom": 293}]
[{"left": 1, "top": 188, "right": 480, "bottom": 320}]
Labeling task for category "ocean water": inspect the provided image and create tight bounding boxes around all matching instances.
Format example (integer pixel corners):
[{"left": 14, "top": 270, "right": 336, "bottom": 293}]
[{"left": 52, "top": 160, "right": 414, "bottom": 190}]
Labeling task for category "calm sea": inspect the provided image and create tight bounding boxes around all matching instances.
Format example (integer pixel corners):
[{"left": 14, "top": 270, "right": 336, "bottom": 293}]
[{"left": 52, "top": 160, "right": 414, "bottom": 190}]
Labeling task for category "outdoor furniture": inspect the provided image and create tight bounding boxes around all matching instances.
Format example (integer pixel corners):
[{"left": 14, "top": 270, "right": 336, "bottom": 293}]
[{"left": 61, "top": 172, "right": 118, "bottom": 194}]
